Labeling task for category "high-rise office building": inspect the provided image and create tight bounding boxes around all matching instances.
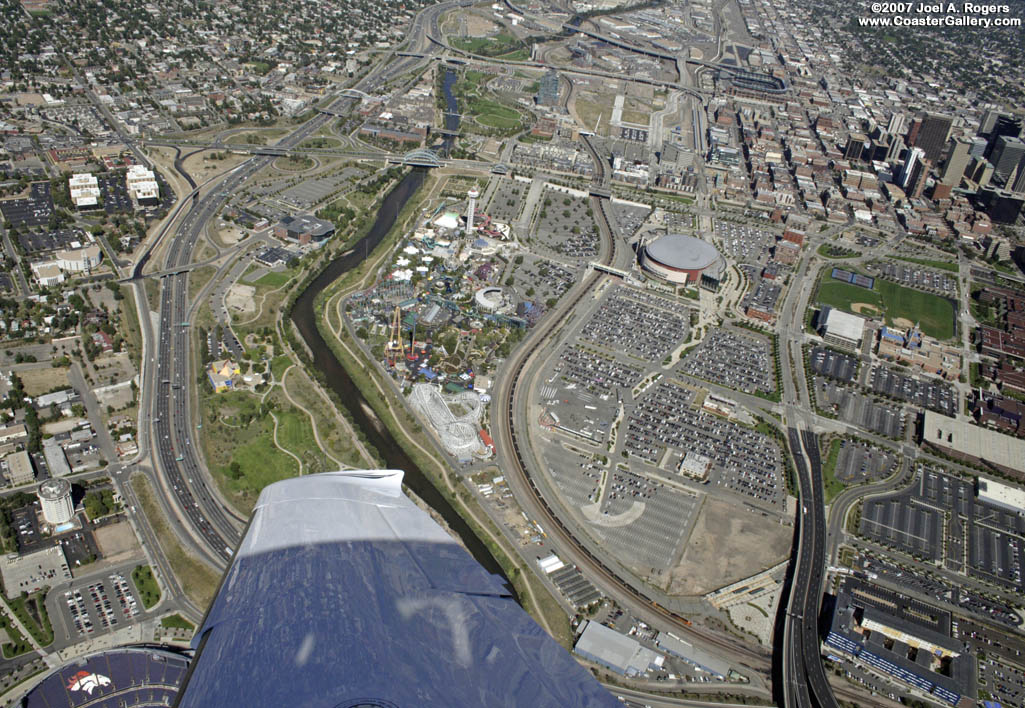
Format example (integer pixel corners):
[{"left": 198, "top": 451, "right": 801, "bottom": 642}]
[
  {"left": 979, "top": 108, "right": 1001, "bottom": 136},
  {"left": 899, "top": 147, "right": 925, "bottom": 190},
  {"left": 970, "top": 136, "right": 988, "bottom": 158},
  {"left": 913, "top": 112, "right": 953, "bottom": 163},
  {"left": 886, "top": 135, "right": 905, "bottom": 163},
  {"left": 1011, "top": 156, "right": 1025, "bottom": 194},
  {"left": 991, "top": 135, "right": 1025, "bottom": 185},
  {"left": 887, "top": 112, "right": 906, "bottom": 138},
  {"left": 941, "top": 136, "right": 972, "bottom": 186},
  {"left": 985, "top": 115, "right": 1023, "bottom": 158},
  {"left": 845, "top": 133, "right": 869, "bottom": 161}
]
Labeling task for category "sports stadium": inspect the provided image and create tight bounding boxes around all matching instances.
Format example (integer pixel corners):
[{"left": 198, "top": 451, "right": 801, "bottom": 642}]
[{"left": 639, "top": 233, "right": 725, "bottom": 288}]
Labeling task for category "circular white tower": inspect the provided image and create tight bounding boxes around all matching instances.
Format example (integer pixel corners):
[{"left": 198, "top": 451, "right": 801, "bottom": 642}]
[
  {"left": 466, "top": 187, "right": 479, "bottom": 236},
  {"left": 38, "top": 478, "right": 74, "bottom": 526}
]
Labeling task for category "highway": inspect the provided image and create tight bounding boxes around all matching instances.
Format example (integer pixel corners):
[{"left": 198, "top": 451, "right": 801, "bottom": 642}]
[{"left": 131, "top": 0, "right": 470, "bottom": 568}]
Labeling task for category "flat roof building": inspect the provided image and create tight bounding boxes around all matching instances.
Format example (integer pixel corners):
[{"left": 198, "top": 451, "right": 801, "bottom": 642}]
[
  {"left": 4, "top": 450, "right": 35, "bottom": 486},
  {"left": 125, "top": 164, "right": 159, "bottom": 203},
  {"left": 818, "top": 306, "right": 866, "bottom": 350},
  {"left": 976, "top": 477, "right": 1025, "bottom": 513},
  {"left": 573, "top": 620, "right": 663, "bottom": 676},
  {"left": 274, "top": 214, "right": 335, "bottom": 245},
  {"left": 68, "top": 173, "right": 100, "bottom": 209},
  {"left": 922, "top": 409, "right": 1025, "bottom": 479}
]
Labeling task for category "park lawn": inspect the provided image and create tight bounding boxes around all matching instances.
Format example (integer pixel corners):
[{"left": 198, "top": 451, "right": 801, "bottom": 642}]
[
  {"left": 160, "top": 614, "right": 195, "bottom": 631},
  {"left": 497, "top": 48, "right": 531, "bottom": 61},
  {"left": 254, "top": 270, "right": 292, "bottom": 288},
  {"left": 822, "top": 438, "right": 847, "bottom": 504},
  {"left": 468, "top": 97, "right": 521, "bottom": 130},
  {"left": 132, "top": 565, "right": 162, "bottom": 609},
  {"left": 200, "top": 390, "right": 299, "bottom": 511},
  {"left": 893, "top": 256, "right": 959, "bottom": 273},
  {"left": 451, "top": 33, "right": 521, "bottom": 57},
  {"left": 270, "top": 355, "right": 292, "bottom": 382},
  {"left": 875, "top": 279, "right": 956, "bottom": 340},
  {"left": 816, "top": 279, "right": 882, "bottom": 314},
  {"left": 9, "top": 592, "right": 53, "bottom": 647}
]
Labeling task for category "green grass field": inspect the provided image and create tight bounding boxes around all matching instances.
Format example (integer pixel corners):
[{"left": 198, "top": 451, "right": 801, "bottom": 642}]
[
  {"left": 816, "top": 273, "right": 956, "bottom": 340},
  {"left": 270, "top": 355, "right": 292, "bottom": 381},
  {"left": 822, "top": 439, "right": 847, "bottom": 504},
  {"left": 468, "top": 97, "right": 522, "bottom": 130},
  {"left": 132, "top": 565, "right": 162, "bottom": 609},
  {"left": 816, "top": 279, "right": 882, "bottom": 313},
  {"left": 450, "top": 32, "right": 522, "bottom": 57},
  {"left": 255, "top": 270, "right": 292, "bottom": 288},
  {"left": 875, "top": 279, "right": 956, "bottom": 339},
  {"left": 160, "top": 614, "right": 195, "bottom": 631}
]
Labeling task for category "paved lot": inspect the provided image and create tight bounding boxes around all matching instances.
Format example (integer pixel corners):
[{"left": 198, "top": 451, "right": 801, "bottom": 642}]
[
  {"left": 860, "top": 466, "right": 1025, "bottom": 591},
  {"left": 867, "top": 365, "right": 957, "bottom": 417},
  {"left": 98, "top": 174, "right": 133, "bottom": 214},
  {"left": 815, "top": 378, "right": 905, "bottom": 438},
  {"left": 0, "top": 182, "right": 54, "bottom": 228},
  {"left": 624, "top": 381, "right": 785, "bottom": 509},
  {"left": 809, "top": 346, "right": 858, "bottom": 383},
  {"left": 833, "top": 440, "right": 897, "bottom": 484},
  {"left": 681, "top": 328, "right": 775, "bottom": 394},
  {"left": 609, "top": 202, "right": 650, "bottom": 240},
  {"left": 714, "top": 221, "right": 775, "bottom": 264},
  {"left": 858, "top": 552, "right": 1020, "bottom": 627},
  {"left": 485, "top": 178, "right": 526, "bottom": 223},
  {"left": 876, "top": 261, "right": 957, "bottom": 295},
  {"left": 59, "top": 570, "right": 142, "bottom": 640},
  {"left": 580, "top": 286, "right": 690, "bottom": 362},
  {"left": 17, "top": 228, "right": 87, "bottom": 254},
  {"left": 531, "top": 187, "right": 599, "bottom": 261},
  {"left": 553, "top": 344, "right": 642, "bottom": 398}
]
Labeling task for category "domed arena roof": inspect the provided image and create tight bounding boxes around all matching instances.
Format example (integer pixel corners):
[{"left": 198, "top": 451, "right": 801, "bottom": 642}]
[{"left": 644, "top": 233, "right": 721, "bottom": 271}]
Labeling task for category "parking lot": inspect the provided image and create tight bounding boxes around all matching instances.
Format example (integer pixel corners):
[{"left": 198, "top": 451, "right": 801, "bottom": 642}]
[
  {"left": 580, "top": 286, "right": 690, "bottom": 361},
  {"left": 0, "top": 182, "right": 54, "bottom": 228},
  {"left": 609, "top": 201, "right": 650, "bottom": 240},
  {"left": 485, "top": 178, "right": 526, "bottom": 223},
  {"left": 714, "top": 221, "right": 776, "bottom": 264},
  {"left": 623, "top": 381, "right": 785, "bottom": 508},
  {"left": 860, "top": 466, "right": 1025, "bottom": 591},
  {"left": 976, "top": 657, "right": 1024, "bottom": 707},
  {"left": 868, "top": 365, "right": 957, "bottom": 417},
  {"left": 809, "top": 346, "right": 858, "bottom": 383},
  {"left": 60, "top": 571, "right": 142, "bottom": 639},
  {"left": 832, "top": 440, "right": 897, "bottom": 484},
  {"left": 590, "top": 468, "right": 697, "bottom": 575},
  {"left": 681, "top": 328, "right": 775, "bottom": 395},
  {"left": 814, "top": 378, "right": 905, "bottom": 438},
  {"left": 17, "top": 228, "right": 88, "bottom": 255},
  {"left": 858, "top": 552, "right": 1020, "bottom": 628},
  {"left": 553, "top": 344, "right": 642, "bottom": 398},
  {"left": 531, "top": 187, "right": 599, "bottom": 261},
  {"left": 98, "top": 174, "right": 133, "bottom": 214},
  {"left": 876, "top": 261, "right": 957, "bottom": 295}
]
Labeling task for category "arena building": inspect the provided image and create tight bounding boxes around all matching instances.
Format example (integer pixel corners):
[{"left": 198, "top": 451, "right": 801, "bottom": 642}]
[{"left": 640, "top": 233, "right": 725, "bottom": 289}]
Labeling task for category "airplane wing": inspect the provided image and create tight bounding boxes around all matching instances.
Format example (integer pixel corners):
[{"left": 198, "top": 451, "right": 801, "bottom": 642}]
[{"left": 174, "top": 470, "right": 619, "bottom": 707}]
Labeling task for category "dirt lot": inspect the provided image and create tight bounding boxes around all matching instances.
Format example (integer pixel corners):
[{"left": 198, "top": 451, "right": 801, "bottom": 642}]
[
  {"left": 94, "top": 521, "right": 142, "bottom": 563},
  {"left": 18, "top": 365, "right": 71, "bottom": 396},
  {"left": 665, "top": 498, "right": 792, "bottom": 596}
]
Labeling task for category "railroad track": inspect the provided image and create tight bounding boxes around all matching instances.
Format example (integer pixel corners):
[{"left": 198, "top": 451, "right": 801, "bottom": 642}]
[{"left": 495, "top": 181, "right": 770, "bottom": 674}]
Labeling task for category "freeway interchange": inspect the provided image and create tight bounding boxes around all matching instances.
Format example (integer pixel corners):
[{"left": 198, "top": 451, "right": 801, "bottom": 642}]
[{"left": 130, "top": 1, "right": 466, "bottom": 572}]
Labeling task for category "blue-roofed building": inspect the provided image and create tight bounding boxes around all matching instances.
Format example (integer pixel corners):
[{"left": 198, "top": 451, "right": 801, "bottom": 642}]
[{"left": 175, "top": 471, "right": 620, "bottom": 708}]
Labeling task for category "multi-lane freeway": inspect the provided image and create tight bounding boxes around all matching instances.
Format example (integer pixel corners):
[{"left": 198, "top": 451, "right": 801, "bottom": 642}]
[{"left": 132, "top": 0, "right": 471, "bottom": 568}]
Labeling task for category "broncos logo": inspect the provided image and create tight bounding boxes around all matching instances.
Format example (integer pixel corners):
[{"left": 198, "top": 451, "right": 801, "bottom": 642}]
[{"left": 66, "top": 671, "right": 112, "bottom": 695}]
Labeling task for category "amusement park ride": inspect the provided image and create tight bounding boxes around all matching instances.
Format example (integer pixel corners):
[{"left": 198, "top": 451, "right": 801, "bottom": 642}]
[{"left": 386, "top": 305, "right": 426, "bottom": 367}]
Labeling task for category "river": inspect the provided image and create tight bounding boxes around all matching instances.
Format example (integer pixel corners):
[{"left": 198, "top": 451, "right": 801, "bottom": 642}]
[{"left": 289, "top": 70, "right": 510, "bottom": 581}]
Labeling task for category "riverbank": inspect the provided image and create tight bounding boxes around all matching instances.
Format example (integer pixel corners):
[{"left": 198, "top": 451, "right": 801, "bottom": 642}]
[{"left": 305, "top": 172, "right": 573, "bottom": 647}]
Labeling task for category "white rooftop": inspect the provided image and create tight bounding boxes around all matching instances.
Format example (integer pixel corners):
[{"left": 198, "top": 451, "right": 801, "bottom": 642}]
[
  {"left": 822, "top": 307, "right": 866, "bottom": 342},
  {"left": 977, "top": 477, "right": 1025, "bottom": 511},
  {"left": 924, "top": 410, "right": 1025, "bottom": 475}
]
